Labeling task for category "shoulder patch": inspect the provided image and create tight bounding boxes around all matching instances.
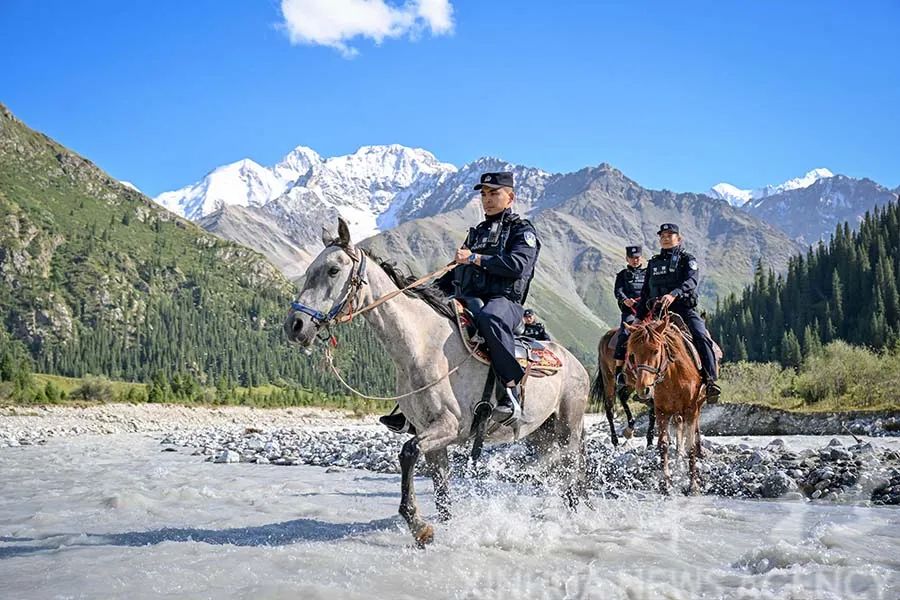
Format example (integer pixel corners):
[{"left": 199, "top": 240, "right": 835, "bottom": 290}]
[
  {"left": 524, "top": 231, "right": 537, "bottom": 247},
  {"left": 688, "top": 259, "right": 698, "bottom": 271}
]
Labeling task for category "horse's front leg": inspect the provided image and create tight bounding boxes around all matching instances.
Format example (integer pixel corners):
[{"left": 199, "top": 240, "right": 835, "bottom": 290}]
[
  {"left": 425, "top": 448, "right": 451, "bottom": 522},
  {"left": 686, "top": 409, "right": 702, "bottom": 495},
  {"left": 656, "top": 412, "right": 671, "bottom": 494},
  {"left": 398, "top": 412, "right": 459, "bottom": 547},
  {"left": 646, "top": 402, "right": 656, "bottom": 448},
  {"left": 603, "top": 391, "right": 618, "bottom": 446},
  {"left": 398, "top": 437, "right": 431, "bottom": 547},
  {"left": 619, "top": 390, "right": 635, "bottom": 439}
]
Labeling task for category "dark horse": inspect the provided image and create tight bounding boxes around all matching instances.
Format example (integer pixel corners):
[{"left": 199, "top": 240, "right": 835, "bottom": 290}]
[{"left": 589, "top": 328, "right": 655, "bottom": 447}]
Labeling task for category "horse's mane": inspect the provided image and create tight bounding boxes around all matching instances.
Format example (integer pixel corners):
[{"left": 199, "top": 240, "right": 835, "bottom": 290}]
[{"left": 362, "top": 249, "right": 455, "bottom": 320}]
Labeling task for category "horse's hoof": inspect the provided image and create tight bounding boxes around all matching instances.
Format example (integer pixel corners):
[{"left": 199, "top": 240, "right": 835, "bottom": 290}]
[
  {"left": 414, "top": 524, "right": 435, "bottom": 548},
  {"left": 623, "top": 427, "right": 634, "bottom": 439}
]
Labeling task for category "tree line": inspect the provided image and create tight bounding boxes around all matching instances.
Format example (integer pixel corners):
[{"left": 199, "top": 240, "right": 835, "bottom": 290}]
[{"left": 710, "top": 200, "right": 900, "bottom": 366}]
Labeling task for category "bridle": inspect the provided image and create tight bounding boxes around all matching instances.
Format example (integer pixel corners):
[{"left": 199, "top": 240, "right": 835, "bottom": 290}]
[
  {"left": 627, "top": 328, "right": 675, "bottom": 390},
  {"left": 290, "top": 243, "right": 368, "bottom": 342},
  {"left": 287, "top": 244, "right": 470, "bottom": 402},
  {"left": 289, "top": 243, "right": 457, "bottom": 344}
]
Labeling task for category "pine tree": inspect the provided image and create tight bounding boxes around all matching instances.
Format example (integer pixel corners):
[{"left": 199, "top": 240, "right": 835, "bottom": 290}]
[{"left": 780, "top": 330, "right": 802, "bottom": 369}]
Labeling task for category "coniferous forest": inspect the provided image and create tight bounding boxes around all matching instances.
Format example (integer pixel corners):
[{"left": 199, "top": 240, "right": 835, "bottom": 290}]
[{"left": 710, "top": 201, "right": 900, "bottom": 366}]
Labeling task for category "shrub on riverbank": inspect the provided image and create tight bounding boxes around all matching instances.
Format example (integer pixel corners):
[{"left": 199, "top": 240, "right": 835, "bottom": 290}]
[{"left": 720, "top": 341, "right": 900, "bottom": 411}]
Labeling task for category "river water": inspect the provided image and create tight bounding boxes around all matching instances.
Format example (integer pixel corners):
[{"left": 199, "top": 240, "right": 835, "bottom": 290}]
[{"left": 1, "top": 434, "right": 898, "bottom": 599}]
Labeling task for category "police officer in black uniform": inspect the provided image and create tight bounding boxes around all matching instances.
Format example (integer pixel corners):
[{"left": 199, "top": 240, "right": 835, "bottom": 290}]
[
  {"left": 441, "top": 171, "right": 541, "bottom": 423},
  {"left": 523, "top": 309, "right": 550, "bottom": 341},
  {"left": 378, "top": 171, "right": 540, "bottom": 432},
  {"left": 613, "top": 245, "right": 646, "bottom": 398},
  {"left": 633, "top": 223, "right": 721, "bottom": 402}
]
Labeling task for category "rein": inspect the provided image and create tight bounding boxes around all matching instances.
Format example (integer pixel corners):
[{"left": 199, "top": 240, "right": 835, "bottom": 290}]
[{"left": 322, "top": 340, "right": 481, "bottom": 401}]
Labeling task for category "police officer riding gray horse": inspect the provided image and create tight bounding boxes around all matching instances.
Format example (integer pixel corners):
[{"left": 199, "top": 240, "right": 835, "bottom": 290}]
[{"left": 380, "top": 171, "right": 543, "bottom": 431}]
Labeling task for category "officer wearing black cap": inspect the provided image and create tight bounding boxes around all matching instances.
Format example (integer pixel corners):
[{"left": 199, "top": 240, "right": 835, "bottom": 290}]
[
  {"left": 633, "top": 223, "right": 721, "bottom": 402},
  {"left": 439, "top": 171, "right": 541, "bottom": 423},
  {"left": 613, "top": 245, "right": 646, "bottom": 397},
  {"left": 523, "top": 309, "right": 550, "bottom": 341}
]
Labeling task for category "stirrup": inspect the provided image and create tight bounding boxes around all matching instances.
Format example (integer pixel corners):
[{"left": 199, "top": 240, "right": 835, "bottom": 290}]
[
  {"left": 492, "top": 388, "right": 522, "bottom": 426},
  {"left": 614, "top": 371, "right": 627, "bottom": 393}
]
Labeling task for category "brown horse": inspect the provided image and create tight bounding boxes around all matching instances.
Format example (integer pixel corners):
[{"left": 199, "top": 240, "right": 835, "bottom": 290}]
[
  {"left": 623, "top": 315, "right": 706, "bottom": 494},
  {"left": 589, "top": 329, "right": 655, "bottom": 447}
]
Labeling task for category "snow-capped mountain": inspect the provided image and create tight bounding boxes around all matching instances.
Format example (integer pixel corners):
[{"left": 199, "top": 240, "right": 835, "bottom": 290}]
[
  {"left": 154, "top": 158, "right": 283, "bottom": 219},
  {"left": 708, "top": 183, "right": 753, "bottom": 207},
  {"left": 743, "top": 175, "right": 898, "bottom": 243},
  {"left": 708, "top": 168, "right": 834, "bottom": 207},
  {"left": 154, "top": 144, "right": 457, "bottom": 244}
]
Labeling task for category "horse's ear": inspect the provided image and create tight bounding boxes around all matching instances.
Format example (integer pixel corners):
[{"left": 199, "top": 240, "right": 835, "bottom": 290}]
[
  {"left": 321, "top": 226, "right": 337, "bottom": 248},
  {"left": 623, "top": 322, "right": 638, "bottom": 333},
  {"left": 337, "top": 217, "right": 351, "bottom": 248}
]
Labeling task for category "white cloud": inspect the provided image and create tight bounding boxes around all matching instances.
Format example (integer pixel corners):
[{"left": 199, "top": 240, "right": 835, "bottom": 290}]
[{"left": 279, "top": 0, "right": 455, "bottom": 58}]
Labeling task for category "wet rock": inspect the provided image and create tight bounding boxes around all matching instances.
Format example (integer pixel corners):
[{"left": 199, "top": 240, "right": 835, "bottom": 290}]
[
  {"left": 214, "top": 450, "right": 240, "bottom": 464},
  {"left": 761, "top": 471, "right": 796, "bottom": 498}
]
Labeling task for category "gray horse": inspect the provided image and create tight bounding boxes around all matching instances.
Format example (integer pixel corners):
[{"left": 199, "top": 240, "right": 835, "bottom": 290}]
[{"left": 284, "top": 218, "right": 590, "bottom": 546}]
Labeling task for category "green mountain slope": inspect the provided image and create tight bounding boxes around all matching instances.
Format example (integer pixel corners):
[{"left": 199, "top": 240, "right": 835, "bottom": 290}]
[{"left": 0, "top": 103, "right": 392, "bottom": 393}]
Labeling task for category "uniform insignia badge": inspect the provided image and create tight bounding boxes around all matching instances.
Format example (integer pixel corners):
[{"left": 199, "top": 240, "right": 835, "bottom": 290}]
[
  {"left": 524, "top": 231, "right": 537, "bottom": 247},
  {"left": 689, "top": 260, "right": 698, "bottom": 270}
]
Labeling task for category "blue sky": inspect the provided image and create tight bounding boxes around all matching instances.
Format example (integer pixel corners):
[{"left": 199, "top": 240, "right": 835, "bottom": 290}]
[{"left": 1, "top": 0, "right": 898, "bottom": 197}]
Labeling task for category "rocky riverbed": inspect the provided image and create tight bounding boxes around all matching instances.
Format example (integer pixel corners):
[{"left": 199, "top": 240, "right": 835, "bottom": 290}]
[
  {"left": 3, "top": 404, "right": 899, "bottom": 506},
  {"left": 152, "top": 422, "right": 900, "bottom": 506}
]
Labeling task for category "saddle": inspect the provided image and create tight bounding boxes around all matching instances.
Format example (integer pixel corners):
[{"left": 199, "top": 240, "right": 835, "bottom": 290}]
[{"left": 451, "top": 298, "right": 562, "bottom": 377}]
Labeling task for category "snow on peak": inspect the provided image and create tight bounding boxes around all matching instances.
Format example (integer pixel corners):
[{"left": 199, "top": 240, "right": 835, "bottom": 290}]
[
  {"left": 766, "top": 168, "right": 834, "bottom": 195},
  {"left": 708, "top": 183, "right": 753, "bottom": 207},
  {"left": 119, "top": 180, "right": 140, "bottom": 192},
  {"left": 273, "top": 145, "right": 322, "bottom": 184},
  {"left": 708, "top": 168, "right": 834, "bottom": 207},
  {"left": 325, "top": 144, "right": 456, "bottom": 188},
  {"left": 154, "top": 144, "right": 462, "bottom": 245},
  {"left": 155, "top": 158, "right": 280, "bottom": 220}
]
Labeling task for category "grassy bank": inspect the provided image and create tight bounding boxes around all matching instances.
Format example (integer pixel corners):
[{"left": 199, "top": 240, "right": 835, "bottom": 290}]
[
  {"left": 719, "top": 340, "right": 900, "bottom": 413},
  {"left": 0, "top": 372, "right": 394, "bottom": 415},
  {"left": 4, "top": 340, "right": 898, "bottom": 416}
]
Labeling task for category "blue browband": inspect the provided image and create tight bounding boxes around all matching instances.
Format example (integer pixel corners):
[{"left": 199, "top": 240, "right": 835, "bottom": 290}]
[{"left": 289, "top": 245, "right": 367, "bottom": 330}]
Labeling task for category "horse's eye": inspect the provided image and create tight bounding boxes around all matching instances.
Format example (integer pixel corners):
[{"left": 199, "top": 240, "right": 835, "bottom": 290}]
[{"left": 328, "top": 266, "right": 341, "bottom": 277}]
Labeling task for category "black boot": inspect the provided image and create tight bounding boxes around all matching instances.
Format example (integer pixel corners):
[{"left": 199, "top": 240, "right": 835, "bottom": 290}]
[
  {"left": 493, "top": 385, "right": 522, "bottom": 425},
  {"left": 705, "top": 380, "right": 721, "bottom": 404},
  {"left": 379, "top": 411, "right": 416, "bottom": 435}
]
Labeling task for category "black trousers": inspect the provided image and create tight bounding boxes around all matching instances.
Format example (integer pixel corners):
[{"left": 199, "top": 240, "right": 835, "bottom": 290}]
[
  {"left": 613, "top": 311, "right": 637, "bottom": 361},
  {"left": 677, "top": 307, "right": 718, "bottom": 380},
  {"left": 474, "top": 297, "right": 525, "bottom": 385}
]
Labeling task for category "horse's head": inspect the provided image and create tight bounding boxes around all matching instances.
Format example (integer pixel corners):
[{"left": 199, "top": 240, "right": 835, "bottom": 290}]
[
  {"left": 284, "top": 217, "right": 366, "bottom": 347},
  {"left": 624, "top": 315, "right": 671, "bottom": 400}
]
